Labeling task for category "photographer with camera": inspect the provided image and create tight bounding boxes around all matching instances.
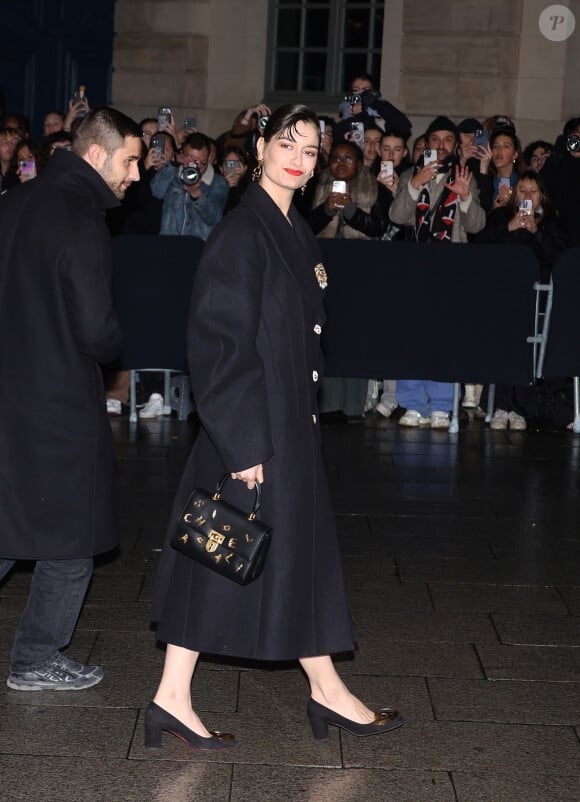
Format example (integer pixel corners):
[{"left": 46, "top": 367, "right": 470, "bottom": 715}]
[
  {"left": 541, "top": 117, "right": 580, "bottom": 248},
  {"left": 334, "top": 73, "right": 412, "bottom": 145},
  {"left": 151, "top": 132, "right": 228, "bottom": 239}
]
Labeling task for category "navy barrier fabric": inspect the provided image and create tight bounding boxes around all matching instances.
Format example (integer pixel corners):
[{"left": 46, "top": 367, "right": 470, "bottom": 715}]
[
  {"left": 111, "top": 236, "right": 542, "bottom": 385},
  {"left": 320, "top": 240, "right": 539, "bottom": 385},
  {"left": 543, "top": 248, "right": 580, "bottom": 378}
]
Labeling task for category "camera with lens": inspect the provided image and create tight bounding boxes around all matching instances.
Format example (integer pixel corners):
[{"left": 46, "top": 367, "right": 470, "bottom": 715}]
[
  {"left": 345, "top": 93, "right": 362, "bottom": 107},
  {"left": 180, "top": 162, "right": 201, "bottom": 186},
  {"left": 566, "top": 134, "right": 580, "bottom": 153},
  {"left": 257, "top": 115, "right": 269, "bottom": 132}
]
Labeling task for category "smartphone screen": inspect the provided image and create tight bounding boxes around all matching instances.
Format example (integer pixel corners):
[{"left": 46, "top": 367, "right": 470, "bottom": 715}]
[
  {"left": 423, "top": 149, "right": 438, "bottom": 166},
  {"left": 332, "top": 180, "right": 347, "bottom": 194},
  {"left": 474, "top": 128, "right": 489, "bottom": 149},
  {"left": 225, "top": 159, "right": 240, "bottom": 175},
  {"left": 18, "top": 160, "right": 36, "bottom": 181},
  {"left": 158, "top": 107, "right": 172, "bottom": 130},
  {"left": 380, "top": 160, "right": 394, "bottom": 177}
]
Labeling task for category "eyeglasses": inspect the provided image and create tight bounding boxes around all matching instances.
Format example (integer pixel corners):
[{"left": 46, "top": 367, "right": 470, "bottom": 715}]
[{"left": 330, "top": 154, "right": 355, "bottom": 163}]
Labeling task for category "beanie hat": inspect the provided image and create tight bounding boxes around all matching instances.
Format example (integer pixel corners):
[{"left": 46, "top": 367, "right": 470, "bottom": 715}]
[
  {"left": 457, "top": 117, "right": 483, "bottom": 134},
  {"left": 425, "top": 116, "right": 459, "bottom": 140}
]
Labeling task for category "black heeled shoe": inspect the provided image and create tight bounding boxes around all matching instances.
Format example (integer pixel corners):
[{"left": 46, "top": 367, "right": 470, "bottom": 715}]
[
  {"left": 307, "top": 698, "right": 404, "bottom": 740},
  {"left": 144, "top": 701, "right": 236, "bottom": 750}
]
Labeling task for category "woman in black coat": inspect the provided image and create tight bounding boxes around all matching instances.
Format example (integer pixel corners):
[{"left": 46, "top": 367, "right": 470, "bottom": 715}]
[{"left": 147, "top": 105, "right": 403, "bottom": 749}]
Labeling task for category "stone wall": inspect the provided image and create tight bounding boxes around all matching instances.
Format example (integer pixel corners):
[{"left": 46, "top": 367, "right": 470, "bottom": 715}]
[{"left": 112, "top": 0, "right": 579, "bottom": 144}]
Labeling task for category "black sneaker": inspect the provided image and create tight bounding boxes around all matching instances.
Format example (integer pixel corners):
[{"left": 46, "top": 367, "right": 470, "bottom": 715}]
[{"left": 7, "top": 653, "right": 104, "bottom": 691}]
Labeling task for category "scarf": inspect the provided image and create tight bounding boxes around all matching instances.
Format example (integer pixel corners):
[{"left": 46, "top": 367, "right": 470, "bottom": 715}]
[{"left": 413, "top": 155, "right": 459, "bottom": 242}]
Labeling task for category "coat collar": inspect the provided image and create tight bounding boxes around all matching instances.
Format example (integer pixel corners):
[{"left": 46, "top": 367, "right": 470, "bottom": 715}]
[
  {"left": 43, "top": 149, "right": 121, "bottom": 210},
  {"left": 242, "top": 183, "right": 325, "bottom": 313}
]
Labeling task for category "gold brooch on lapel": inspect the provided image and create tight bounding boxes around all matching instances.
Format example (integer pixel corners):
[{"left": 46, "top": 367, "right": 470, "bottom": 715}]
[{"left": 314, "top": 263, "right": 328, "bottom": 289}]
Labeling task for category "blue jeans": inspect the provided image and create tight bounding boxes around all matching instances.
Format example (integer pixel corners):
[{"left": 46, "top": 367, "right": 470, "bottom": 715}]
[
  {"left": 396, "top": 380, "right": 454, "bottom": 417},
  {"left": 0, "top": 558, "right": 93, "bottom": 671}
]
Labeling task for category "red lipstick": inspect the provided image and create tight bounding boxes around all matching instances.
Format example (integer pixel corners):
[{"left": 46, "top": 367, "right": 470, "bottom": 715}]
[{"left": 284, "top": 168, "right": 303, "bottom": 176}]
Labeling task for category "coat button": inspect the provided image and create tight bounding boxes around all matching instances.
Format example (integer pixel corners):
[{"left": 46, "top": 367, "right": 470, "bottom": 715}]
[
  {"left": 312, "top": 370, "right": 319, "bottom": 382},
  {"left": 312, "top": 414, "right": 317, "bottom": 423},
  {"left": 313, "top": 324, "right": 322, "bottom": 335}
]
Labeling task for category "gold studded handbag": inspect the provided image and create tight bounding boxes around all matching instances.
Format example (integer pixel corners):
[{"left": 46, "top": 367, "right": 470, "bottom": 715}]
[{"left": 170, "top": 474, "right": 272, "bottom": 586}]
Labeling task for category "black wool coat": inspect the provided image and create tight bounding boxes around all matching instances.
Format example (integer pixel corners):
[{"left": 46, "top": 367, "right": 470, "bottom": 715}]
[
  {"left": 0, "top": 150, "right": 121, "bottom": 559},
  {"left": 152, "top": 183, "right": 356, "bottom": 661}
]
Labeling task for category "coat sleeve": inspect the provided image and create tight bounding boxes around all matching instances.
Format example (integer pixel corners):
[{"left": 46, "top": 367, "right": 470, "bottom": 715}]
[
  {"left": 388, "top": 168, "right": 419, "bottom": 226},
  {"left": 62, "top": 217, "right": 121, "bottom": 363},
  {"left": 187, "top": 217, "right": 274, "bottom": 472}
]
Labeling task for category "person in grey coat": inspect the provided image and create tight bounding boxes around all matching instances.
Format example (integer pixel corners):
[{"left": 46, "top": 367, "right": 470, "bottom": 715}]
[
  {"left": 0, "top": 107, "right": 142, "bottom": 690},
  {"left": 146, "top": 105, "right": 404, "bottom": 751}
]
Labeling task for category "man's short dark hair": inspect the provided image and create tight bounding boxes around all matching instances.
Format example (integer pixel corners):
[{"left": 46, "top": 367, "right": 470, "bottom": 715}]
[
  {"left": 182, "top": 132, "right": 211, "bottom": 153},
  {"left": 72, "top": 107, "right": 142, "bottom": 158}
]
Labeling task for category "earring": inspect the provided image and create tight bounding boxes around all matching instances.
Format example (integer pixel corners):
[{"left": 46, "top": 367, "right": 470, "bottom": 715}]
[
  {"left": 252, "top": 160, "right": 263, "bottom": 182},
  {"left": 300, "top": 171, "right": 314, "bottom": 195}
]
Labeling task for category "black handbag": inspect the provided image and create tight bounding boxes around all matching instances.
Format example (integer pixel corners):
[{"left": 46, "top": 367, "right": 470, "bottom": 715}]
[{"left": 170, "top": 473, "right": 272, "bottom": 586}]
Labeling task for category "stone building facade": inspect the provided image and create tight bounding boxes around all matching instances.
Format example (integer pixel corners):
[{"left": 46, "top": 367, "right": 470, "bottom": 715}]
[{"left": 112, "top": 0, "right": 579, "bottom": 144}]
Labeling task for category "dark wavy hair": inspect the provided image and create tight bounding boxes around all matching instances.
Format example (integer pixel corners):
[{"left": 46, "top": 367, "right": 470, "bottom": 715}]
[{"left": 261, "top": 104, "right": 320, "bottom": 145}]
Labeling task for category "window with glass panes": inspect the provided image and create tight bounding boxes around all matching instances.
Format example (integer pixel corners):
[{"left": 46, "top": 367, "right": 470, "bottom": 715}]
[{"left": 265, "top": 1, "right": 384, "bottom": 106}]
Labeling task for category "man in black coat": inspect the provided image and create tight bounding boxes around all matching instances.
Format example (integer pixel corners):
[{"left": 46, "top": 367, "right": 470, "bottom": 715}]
[{"left": 0, "top": 107, "right": 142, "bottom": 690}]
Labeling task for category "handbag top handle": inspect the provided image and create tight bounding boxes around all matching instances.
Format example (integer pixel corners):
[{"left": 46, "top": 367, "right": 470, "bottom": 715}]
[{"left": 213, "top": 473, "right": 262, "bottom": 520}]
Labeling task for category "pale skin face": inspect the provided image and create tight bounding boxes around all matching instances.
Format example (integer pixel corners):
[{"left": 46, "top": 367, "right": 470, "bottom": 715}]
[
  {"left": 492, "top": 134, "right": 518, "bottom": 176},
  {"left": 256, "top": 119, "right": 319, "bottom": 214},
  {"left": 428, "top": 130, "right": 457, "bottom": 162},
  {"left": 349, "top": 78, "right": 373, "bottom": 115},
  {"left": 529, "top": 147, "right": 550, "bottom": 172},
  {"left": 412, "top": 137, "right": 426, "bottom": 164},
  {"left": 85, "top": 136, "right": 142, "bottom": 199},
  {"left": 141, "top": 121, "right": 158, "bottom": 149},
  {"left": 363, "top": 129, "right": 381, "bottom": 167},
  {"left": 0, "top": 132, "right": 18, "bottom": 171},
  {"left": 43, "top": 113, "right": 63, "bottom": 136},
  {"left": 379, "top": 136, "right": 408, "bottom": 168},
  {"left": 509, "top": 178, "right": 542, "bottom": 234}
]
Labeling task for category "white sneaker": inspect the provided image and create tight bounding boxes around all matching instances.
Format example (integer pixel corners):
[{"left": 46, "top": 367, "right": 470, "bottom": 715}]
[
  {"left": 462, "top": 384, "right": 477, "bottom": 408},
  {"left": 106, "top": 398, "right": 121, "bottom": 416},
  {"left": 490, "top": 409, "right": 508, "bottom": 430},
  {"left": 375, "top": 399, "right": 398, "bottom": 418},
  {"left": 138, "top": 393, "right": 165, "bottom": 419},
  {"left": 508, "top": 411, "right": 526, "bottom": 430},
  {"left": 399, "top": 409, "right": 430, "bottom": 427},
  {"left": 430, "top": 411, "right": 450, "bottom": 429}
]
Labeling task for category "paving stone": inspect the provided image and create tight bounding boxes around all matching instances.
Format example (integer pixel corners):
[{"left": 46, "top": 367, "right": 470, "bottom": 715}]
[
  {"left": 428, "top": 677, "right": 580, "bottom": 725},
  {"left": 0, "top": 704, "right": 136, "bottom": 757},
  {"left": 362, "top": 611, "right": 498, "bottom": 644},
  {"left": 338, "top": 638, "right": 484, "bottom": 679},
  {"left": 0, "top": 755, "right": 232, "bottom": 802},
  {"left": 453, "top": 770, "right": 580, "bottom": 802},
  {"left": 90, "top": 631, "right": 165, "bottom": 668},
  {"left": 231, "top": 765, "right": 456, "bottom": 802},
  {"left": 398, "top": 554, "right": 580, "bottom": 586},
  {"left": 493, "top": 613, "right": 580, "bottom": 647},
  {"left": 341, "top": 720, "right": 579, "bottom": 773},
  {"left": 430, "top": 584, "right": 569, "bottom": 614},
  {"left": 76, "top": 602, "right": 150, "bottom": 631},
  {"left": 477, "top": 643, "right": 580, "bottom": 681},
  {"left": 560, "top": 588, "right": 580, "bottom": 614}
]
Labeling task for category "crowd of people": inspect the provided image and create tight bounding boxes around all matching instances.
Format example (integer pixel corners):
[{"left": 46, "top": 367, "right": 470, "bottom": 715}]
[{"left": 2, "top": 72, "right": 579, "bottom": 430}]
